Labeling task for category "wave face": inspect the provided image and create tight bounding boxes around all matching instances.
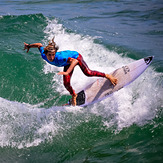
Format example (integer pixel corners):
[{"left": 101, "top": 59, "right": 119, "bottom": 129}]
[{"left": 0, "top": 0, "right": 163, "bottom": 162}]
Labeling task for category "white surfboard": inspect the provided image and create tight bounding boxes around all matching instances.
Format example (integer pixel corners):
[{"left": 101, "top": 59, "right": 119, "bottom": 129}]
[{"left": 67, "top": 56, "right": 153, "bottom": 106}]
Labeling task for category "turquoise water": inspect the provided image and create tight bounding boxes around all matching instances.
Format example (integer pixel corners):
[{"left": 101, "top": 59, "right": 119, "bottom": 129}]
[{"left": 0, "top": 0, "right": 163, "bottom": 162}]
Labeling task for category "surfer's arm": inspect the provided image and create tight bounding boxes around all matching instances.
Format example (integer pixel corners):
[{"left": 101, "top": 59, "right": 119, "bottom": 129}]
[
  {"left": 58, "top": 58, "right": 79, "bottom": 76},
  {"left": 24, "top": 42, "right": 43, "bottom": 53}
]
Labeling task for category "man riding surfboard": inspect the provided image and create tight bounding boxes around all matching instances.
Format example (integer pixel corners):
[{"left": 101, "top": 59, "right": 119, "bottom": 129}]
[{"left": 24, "top": 37, "right": 117, "bottom": 106}]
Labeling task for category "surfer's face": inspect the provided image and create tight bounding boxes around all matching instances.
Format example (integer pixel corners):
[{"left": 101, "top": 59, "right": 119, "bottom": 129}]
[{"left": 46, "top": 51, "right": 56, "bottom": 62}]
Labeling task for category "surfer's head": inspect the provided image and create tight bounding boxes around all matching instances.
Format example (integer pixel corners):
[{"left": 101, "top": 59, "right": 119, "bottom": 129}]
[{"left": 44, "top": 37, "right": 59, "bottom": 62}]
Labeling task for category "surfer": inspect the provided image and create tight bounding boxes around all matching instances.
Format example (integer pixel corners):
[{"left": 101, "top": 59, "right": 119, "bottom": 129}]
[{"left": 24, "top": 38, "right": 117, "bottom": 106}]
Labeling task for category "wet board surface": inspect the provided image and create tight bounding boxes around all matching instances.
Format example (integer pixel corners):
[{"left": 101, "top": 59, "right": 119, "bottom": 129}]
[{"left": 68, "top": 56, "right": 153, "bottom": 107}]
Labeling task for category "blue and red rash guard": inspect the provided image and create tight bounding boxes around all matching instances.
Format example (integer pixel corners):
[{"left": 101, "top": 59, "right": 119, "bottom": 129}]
[{"left": 39, "top": 47, "right": 79, "bottom": 67}]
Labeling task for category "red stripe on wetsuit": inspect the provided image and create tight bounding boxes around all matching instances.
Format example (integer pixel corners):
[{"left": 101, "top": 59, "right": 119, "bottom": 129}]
[{"left": 63, "top": 54, "right": 105, "bottom": 96}]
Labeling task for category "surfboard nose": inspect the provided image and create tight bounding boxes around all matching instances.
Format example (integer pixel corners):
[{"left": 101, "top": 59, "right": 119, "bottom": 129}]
[{"left": 144, "top": 56, "right": 154, "bottom": 65}]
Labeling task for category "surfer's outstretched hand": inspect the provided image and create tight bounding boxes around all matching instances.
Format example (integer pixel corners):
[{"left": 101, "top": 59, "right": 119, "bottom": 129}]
[{"left": 24, "top": 42, "right": 30, "bottom": 53}]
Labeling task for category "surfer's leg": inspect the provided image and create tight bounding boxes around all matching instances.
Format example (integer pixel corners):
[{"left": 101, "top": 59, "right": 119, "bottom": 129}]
[
  {"left": 63, "top": 65, "right": 77, "bottom": 106},
  {"left": 63, "top": 65, "right": 75, "bottom": 95},
  {"left": 77, "top": 54, "right": 117, "bottom": 85},
  {"left": 77, "top": 54, "right": 106, "bottom": 77}
]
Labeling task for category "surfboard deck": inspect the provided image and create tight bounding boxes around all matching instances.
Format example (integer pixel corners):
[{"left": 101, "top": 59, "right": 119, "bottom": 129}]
[{"left": 67, "top": 56, "right": 153, "bottom": 107}]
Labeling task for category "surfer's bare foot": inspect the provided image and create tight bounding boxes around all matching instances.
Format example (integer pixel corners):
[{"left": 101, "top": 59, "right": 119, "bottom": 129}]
[
  {"left": 105, "top": 74, "right": 118, "bottom": 86},
  {"left": 72, "top": 94, "right": 77, "bottom": 106}
]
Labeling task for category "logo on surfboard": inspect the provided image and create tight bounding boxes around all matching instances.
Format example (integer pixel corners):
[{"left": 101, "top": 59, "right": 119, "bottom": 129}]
[{"left": 122, "top": 66, "right": 130, "bottom": 74}]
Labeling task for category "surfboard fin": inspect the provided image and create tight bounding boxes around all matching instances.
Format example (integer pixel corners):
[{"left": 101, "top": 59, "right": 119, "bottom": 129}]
[{"left": 68, "top": 90, "right": 86, "bottom": 106}]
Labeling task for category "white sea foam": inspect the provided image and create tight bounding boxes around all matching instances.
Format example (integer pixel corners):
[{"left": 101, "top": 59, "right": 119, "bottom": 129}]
[{"left": 0, "top": 97, "right": 83, "bottom": 148}]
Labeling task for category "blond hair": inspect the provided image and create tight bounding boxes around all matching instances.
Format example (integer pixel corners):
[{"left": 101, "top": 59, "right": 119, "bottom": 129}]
[{"left": 44, "top": 37, "right": 59, "bottom": 54}]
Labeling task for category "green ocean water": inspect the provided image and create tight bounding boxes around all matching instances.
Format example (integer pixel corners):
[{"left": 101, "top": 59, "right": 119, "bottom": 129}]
[{"left": 0, "top": 0, "right": 163, "bottom": 162}]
